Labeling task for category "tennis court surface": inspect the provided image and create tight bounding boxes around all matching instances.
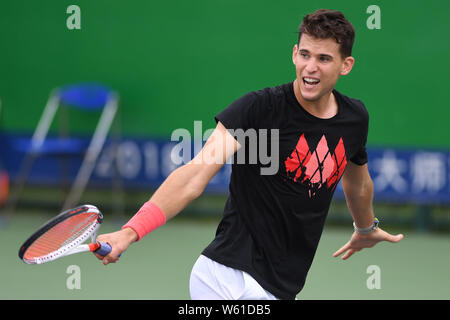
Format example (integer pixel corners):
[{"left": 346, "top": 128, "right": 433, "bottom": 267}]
[{"left": 1, "top": 210, "right": 449, "bottom": 300}]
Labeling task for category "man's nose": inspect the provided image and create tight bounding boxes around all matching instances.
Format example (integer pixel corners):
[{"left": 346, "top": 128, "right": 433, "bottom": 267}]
[{"left": 305, "top": 59, "right": 318, "bottom": 73}]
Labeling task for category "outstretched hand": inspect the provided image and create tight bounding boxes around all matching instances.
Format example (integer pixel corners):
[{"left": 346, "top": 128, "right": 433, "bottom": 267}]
[{"left": 333, "top": 228, "right": 403, "bottom": 260}]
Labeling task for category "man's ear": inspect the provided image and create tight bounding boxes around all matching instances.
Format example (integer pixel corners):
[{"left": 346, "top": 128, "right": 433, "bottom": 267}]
[
  {"left": 292, "top": 44, "right": 298, "bottom": 65},
  {"left": 340, "top": 56, "right": 355, "bottom": 76}
]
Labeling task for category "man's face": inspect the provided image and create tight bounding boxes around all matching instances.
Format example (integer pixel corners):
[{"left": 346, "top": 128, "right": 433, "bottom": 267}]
[{"left": 292, "top": 33, "right": 354, "bottom": 102}]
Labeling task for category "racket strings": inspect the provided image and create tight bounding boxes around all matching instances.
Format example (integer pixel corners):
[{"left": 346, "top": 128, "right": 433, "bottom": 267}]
[{"left": 24, "top": 212, "right": 98, "bottom": 260}]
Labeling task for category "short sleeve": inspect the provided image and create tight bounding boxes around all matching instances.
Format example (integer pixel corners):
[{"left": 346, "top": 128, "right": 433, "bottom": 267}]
[
  {"left": 349, "top": 102, "right": 369, "bottom": 166},
  {"left": 350, "top": 144, "right": 368, "bottom": 165},
  {"left": 215, "top": 92, "right": 259, "bottom": 132}
]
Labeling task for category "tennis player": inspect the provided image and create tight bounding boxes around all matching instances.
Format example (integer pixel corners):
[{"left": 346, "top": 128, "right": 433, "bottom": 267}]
[{"left": 94, "top": 9, "right": 403, "bottom": 300}]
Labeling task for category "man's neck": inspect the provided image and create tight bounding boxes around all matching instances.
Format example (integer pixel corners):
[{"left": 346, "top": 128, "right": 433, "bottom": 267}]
[{"left": 293, "top": 79, "right": 338, "bottom": 119}]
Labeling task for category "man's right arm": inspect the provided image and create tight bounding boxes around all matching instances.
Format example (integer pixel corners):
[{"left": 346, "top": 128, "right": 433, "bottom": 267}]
[
  {"left": 148, "top": 121, "right": 240, "bottom": 220},
  {"left": 96, "top": 121, "right": 240, "bottom": 263}
]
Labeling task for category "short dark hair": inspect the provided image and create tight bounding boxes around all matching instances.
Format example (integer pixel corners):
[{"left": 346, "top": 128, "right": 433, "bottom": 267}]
[{"left": 297, "top": 9, "right": 355, "bottom": 58}]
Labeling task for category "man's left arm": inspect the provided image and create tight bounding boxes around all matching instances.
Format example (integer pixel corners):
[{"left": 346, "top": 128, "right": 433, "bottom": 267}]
[{"left": 333, "top": 162, "right": 404, "bottom": 260}]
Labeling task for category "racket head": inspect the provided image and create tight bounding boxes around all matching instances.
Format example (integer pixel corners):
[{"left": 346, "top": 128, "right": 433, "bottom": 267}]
[{"left": 18, "top": 204, "right": 103, "bottom": 264}]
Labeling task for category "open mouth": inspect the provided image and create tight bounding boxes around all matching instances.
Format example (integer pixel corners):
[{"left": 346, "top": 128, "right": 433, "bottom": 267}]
[{"left": 302, "top": 77, "right": 320, "bottom": 87}]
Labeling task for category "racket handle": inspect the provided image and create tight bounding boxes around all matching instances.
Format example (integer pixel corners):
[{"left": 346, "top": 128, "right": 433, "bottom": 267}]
[{"left": 94, "top": 241, "right": 112, "bottom": 256}]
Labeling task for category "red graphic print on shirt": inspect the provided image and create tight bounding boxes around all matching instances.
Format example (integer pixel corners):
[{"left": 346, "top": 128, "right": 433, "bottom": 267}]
[{"left": 285, "top": 134, "right": 347, "bottom": 197}]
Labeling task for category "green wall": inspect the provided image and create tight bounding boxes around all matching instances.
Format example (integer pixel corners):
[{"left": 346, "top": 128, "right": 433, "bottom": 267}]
[{"left": 1, "top": 0, "right": 449, "bottom": 147}]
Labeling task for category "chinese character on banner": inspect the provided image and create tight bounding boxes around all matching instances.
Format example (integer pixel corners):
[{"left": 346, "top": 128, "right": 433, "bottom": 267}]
[
  {"left": 410, "top": 152, "right": 446, "bottom": 194},
  {"left": 372, "top": 150, "right": 408, "bottom": 193}
]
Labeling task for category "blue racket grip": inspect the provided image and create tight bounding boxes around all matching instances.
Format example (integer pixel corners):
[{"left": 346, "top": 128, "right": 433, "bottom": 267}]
[
  {"left": 94, "top": 241, "right": 112, "bottom": 256},
  {"left": 94, "top": 241, "right": 122, "bottom": 258}
]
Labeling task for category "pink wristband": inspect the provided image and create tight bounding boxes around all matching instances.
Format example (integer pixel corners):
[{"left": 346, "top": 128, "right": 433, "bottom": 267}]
[{"left": 122, "top": 201, "right": 167, "bottom": 241}]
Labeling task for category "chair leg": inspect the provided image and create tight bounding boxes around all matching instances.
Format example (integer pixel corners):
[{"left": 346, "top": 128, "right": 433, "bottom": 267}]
[
  {"left": 62, "top": 98, "right": 117, "bottom": 211},
  {"left": 111, "top": 107, "right": 124, "bottom": 223},
  {"left": 62, "top": 147, "right": 98, "bottom": 211}
]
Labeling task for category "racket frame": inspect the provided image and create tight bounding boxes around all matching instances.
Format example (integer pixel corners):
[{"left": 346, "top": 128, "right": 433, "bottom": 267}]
[{"left": 19, "top": 204, "right": 105, "bottom": 264}]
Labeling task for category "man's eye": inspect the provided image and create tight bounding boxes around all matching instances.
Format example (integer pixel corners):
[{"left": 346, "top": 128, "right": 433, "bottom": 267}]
[
  {"left": 300, "top": 53, "right": 309, "bottom": 58},
  {"left": 320, "top": 57, "right": 330, "bottom": 62}
]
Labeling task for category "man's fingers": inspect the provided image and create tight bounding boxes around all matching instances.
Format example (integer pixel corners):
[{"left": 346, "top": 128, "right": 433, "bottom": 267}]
[
  {"left": 93, "top": 250, "right": 116, "bottom": 264},
  {"left": 341, "top": 249, "right": 354, "bottom": 260},
  {"left": 385, "top": 233, "right": 404, "bottom": 243},
  {"left": 102, "top": 254, "right": 119, "bottom": 265},
  {"left": 101, "top": 245, "right": 125, "bottom": 265},
  {"left": 92, "top": 242, "right": 120, "bottom": 265},
  {"left": 333, "top": 242, "right": 350, "bottom": 258},
  {"left": 93, "top": 252, "right": 104, "bottom": 260},
  {"left": 102, "top": 257, "right": 114, "bottom": 265},
  {"left": 93, "top": 230, "right": 132, "bottom": 265}
]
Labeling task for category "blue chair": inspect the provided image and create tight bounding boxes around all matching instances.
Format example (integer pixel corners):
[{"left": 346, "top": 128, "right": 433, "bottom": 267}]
[{"left": 7, "top": 83, "right": 121, "bottom": 212}]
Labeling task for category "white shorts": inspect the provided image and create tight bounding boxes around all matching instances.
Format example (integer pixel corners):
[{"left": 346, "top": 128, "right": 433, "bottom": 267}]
[{"left": 189, "top": 255, "right": 279, "bottom": 300}]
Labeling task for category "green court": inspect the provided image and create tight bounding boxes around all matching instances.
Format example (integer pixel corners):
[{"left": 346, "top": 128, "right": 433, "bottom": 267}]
[{"left": 2, "top": 210, "right": 449, "bottom": 300}]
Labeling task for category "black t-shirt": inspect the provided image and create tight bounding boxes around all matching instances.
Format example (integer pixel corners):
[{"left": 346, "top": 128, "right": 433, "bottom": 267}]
[{"left": 202, "top": 82, "right": 369, "bottom": 300}]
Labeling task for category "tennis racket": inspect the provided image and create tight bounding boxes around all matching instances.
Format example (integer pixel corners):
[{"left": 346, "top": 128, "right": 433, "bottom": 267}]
[{"left": 18, "top": 204, "right": 112, "bottom": 264}]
